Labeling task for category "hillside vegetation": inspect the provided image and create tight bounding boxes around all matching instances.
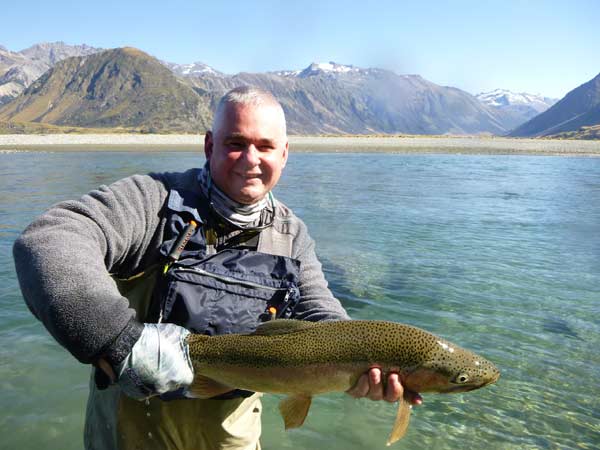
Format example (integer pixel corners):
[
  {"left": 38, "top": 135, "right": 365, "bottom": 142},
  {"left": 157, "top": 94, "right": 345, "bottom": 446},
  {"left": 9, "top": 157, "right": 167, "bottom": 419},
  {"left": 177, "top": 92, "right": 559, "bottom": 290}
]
[{"left": 0, "top": 48, "right": 211, "bottom": 132}]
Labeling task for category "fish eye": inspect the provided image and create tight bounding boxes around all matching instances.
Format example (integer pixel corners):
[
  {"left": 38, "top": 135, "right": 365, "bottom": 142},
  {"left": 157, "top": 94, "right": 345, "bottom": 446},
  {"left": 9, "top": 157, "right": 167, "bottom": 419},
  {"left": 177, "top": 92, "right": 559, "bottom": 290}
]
[{"left": 454, "top": 373, "right": 470, "bottom": 384}]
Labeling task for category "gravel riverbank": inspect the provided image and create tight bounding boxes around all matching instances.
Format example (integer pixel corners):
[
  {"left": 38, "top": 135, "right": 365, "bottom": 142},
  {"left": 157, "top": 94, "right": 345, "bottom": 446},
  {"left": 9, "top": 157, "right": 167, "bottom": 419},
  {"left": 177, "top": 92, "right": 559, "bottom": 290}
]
[{"left": 1, "top": 134, "right": 599, "bottom": 155}]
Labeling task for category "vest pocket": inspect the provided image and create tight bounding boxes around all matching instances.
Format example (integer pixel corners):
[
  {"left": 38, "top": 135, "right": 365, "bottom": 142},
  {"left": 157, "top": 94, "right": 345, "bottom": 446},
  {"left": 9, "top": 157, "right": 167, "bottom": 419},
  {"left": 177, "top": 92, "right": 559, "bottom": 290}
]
[{"left": 159, "top": 250, "right": 300, "bottom": 336}]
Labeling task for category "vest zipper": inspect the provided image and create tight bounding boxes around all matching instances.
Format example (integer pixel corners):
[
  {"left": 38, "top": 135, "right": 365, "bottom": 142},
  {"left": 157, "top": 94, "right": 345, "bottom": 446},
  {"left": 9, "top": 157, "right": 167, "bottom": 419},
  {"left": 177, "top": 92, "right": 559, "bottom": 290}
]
[{"left": 174, "top": 267, "right": 290, "bottom": 292}]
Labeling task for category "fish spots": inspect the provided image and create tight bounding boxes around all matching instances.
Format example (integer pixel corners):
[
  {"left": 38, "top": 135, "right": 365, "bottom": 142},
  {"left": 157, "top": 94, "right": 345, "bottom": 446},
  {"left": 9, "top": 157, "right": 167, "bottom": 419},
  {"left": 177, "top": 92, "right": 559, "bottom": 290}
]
[{"left": 189, "top": 319, "right": 499, "bottom": 390}]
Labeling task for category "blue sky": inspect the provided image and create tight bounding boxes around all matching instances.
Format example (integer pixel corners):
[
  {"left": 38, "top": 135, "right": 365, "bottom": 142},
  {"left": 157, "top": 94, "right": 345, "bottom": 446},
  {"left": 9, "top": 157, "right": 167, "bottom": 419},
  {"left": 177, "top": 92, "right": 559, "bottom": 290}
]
[{"left": 2, "top": 0, "right": 598, "bottom": 98}]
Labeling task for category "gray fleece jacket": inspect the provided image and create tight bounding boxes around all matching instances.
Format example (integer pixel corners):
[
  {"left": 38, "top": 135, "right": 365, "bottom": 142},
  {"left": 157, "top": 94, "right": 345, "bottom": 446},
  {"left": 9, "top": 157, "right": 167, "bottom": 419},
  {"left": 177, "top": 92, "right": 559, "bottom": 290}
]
[{"left": 13, "top": 168, "right": 349, "bottom": 368}]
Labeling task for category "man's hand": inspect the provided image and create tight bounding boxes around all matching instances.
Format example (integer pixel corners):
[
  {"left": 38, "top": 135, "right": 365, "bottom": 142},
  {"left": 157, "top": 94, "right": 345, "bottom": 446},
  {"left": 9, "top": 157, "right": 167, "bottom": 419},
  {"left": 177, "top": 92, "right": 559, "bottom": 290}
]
[
  {"left": 116, "top": 323, "right": 194, "bottom": 400},
  {"left": 346, "top": 368, "right": 423, "bottom": 404}
]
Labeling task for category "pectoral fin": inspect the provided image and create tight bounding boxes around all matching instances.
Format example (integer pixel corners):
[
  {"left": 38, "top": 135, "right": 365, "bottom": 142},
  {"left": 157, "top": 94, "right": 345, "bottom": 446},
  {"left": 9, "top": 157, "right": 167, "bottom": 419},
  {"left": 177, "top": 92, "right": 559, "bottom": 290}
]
[
  {"left": 279, "top": 394, "right": 312, "bottom": 429},
  {"left": 187, "top": 374, "right": 235, "bottom": 399},
  {"left": 386, "top": 396, "right": 412, "bottom": 446}
]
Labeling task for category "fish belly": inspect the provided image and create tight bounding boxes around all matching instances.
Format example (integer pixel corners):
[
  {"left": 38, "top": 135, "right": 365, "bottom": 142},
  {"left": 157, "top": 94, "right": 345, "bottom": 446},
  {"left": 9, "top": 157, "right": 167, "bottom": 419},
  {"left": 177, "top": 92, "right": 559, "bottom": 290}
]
[{"left": 195, "top": 362, "right": 365, "bottom": 396}]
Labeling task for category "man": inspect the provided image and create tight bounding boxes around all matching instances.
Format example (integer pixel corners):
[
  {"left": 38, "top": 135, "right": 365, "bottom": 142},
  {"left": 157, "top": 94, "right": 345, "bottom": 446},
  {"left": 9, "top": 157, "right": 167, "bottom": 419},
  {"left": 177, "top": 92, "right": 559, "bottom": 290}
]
[{"left": 14, "top": 86, "right": 420, "bottom": 450}]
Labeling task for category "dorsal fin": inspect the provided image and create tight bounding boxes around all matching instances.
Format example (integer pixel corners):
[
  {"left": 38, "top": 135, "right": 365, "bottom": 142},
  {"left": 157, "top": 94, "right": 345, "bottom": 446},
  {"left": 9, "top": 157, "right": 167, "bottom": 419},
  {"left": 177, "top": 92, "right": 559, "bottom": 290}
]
[{"left": 251, "top": 319, "right": 317, "bottom": 336}]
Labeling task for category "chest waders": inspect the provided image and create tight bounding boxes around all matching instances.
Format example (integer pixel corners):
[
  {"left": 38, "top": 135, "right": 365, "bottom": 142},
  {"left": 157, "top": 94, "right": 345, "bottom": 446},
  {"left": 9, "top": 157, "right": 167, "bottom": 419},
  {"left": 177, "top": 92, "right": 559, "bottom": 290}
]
[{"left": 84, "top": 188, "right": 300, "bottom": 450}]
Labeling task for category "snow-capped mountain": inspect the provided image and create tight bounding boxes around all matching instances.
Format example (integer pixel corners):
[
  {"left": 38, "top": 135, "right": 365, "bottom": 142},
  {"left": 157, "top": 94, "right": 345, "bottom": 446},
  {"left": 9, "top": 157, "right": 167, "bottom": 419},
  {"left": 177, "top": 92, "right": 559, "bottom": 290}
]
[
  {"left": 272, "top": 62, "right": 378, "bottom": 79},
  {"left": 476, "top": 89, "right": 558, "bottom": 130},
  {"left": 183, "top": 62, "right": 509, "bottom": 135},
  {"left": 477, "top": 89, "right": 557, "bottom": 113},
  {"left": 163, "top": 61, "right": 222, "bottom": 77},
  {"left": 1, "top": 42, "right": 560, "bottom": 135},
  {"left": 271, "top": 69, "right": 302, "bottom": 77},
  {"left": 298, "top": 62, "right": 361, "bottom": 77},
  {"left": 273, "top": 62, "right": 361, "bottom": 78}
]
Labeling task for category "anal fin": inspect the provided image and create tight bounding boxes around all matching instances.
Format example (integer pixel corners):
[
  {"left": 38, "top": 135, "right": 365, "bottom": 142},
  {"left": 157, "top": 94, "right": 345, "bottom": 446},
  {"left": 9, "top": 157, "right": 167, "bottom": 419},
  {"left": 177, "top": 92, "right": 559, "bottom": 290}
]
[
  {"left": 279, "top": 394, "right": 312, "bottom": 429},
  {"left": 386, "top": 395, "right": 412, "bottom": 446}
]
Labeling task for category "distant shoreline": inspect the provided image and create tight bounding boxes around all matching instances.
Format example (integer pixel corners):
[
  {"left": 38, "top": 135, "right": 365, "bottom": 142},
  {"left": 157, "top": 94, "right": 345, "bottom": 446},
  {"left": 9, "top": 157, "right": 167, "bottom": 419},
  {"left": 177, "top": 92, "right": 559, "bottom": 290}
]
[{"left": 1, "top": 134, "right": 600, "bottom": 156}]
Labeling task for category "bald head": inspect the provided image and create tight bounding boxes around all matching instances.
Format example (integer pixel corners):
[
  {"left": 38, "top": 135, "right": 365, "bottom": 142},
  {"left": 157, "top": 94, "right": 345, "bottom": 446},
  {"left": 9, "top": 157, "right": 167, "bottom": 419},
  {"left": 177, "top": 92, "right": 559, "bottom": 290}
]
[
  {"left": 212, "top": 86, "right": 287, "bottom": 136},
  {"left": 204, "top": 86, "right": 289, "bottom": 205}
]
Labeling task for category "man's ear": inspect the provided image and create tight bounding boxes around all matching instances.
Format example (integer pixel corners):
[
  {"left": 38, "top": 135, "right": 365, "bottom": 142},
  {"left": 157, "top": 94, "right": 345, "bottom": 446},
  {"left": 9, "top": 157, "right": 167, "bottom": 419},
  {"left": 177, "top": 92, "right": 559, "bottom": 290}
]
[
  {"left": 204, "top": 131, "right": 213, "bottom": 160},
  {"left": 282, "top": 140, "right": 289, "bottom": 168}
]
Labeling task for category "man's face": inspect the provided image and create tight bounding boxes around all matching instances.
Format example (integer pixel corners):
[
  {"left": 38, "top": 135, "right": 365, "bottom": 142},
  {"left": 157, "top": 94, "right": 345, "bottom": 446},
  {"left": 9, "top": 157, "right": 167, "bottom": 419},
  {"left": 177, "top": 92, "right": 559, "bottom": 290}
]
[{"left": 204, "top": 103, "right": 289, "bottom": 205}]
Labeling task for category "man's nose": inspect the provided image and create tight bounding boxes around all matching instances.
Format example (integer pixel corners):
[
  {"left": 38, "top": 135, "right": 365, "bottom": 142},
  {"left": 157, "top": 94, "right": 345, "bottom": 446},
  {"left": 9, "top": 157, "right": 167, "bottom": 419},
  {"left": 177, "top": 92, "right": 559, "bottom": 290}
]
[{"left": 243, "top": 144, "right": 261, "bottom": 166}]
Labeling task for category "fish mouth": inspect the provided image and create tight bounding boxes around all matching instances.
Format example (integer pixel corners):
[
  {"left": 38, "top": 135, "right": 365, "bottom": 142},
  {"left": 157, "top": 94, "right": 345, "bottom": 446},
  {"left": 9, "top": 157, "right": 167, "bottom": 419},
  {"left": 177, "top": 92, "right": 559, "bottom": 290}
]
[
  {"left": 443, "top": 375, "right": 500, "bottom": 393},
  {"left": 443, "top": 384, "right": 482, "bottom": 393}
]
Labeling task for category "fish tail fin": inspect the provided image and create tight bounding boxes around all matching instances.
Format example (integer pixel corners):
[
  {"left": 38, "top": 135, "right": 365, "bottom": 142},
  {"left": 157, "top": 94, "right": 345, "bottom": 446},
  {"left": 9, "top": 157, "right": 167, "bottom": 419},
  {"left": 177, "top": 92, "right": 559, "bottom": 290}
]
[
  {"left": 279, "top": 394, "right": 312, "bottom": 429},
  {"left": 386, "top": 396, "right": 412, "bottom": 446}
]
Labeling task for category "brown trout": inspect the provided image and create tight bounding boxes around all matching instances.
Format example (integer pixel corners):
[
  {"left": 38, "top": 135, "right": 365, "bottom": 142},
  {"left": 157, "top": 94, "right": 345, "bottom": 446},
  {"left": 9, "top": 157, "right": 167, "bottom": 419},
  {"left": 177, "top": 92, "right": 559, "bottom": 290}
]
[{"left": 186, "top": 319, "right": 500, "bottom": 445}]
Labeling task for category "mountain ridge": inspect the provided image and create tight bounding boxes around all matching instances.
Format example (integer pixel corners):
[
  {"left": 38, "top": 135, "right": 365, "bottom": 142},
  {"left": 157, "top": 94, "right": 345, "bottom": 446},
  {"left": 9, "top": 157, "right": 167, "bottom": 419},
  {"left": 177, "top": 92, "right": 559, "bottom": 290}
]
[
  {"left": 0, "top": 42, "right": 103, "bottom": 106},
  {"left": 476, "top": 89, "right": 558, "bottom": 130},
  {"left": 1, "top": 42, "right": 596, "bottom": 136},
  {"left": 510, "top": 73, "right": 600, "bottom": 137},
  {"left": 0, "top": 47, "right": 211, "bottom": 132},
  {"left": 182, "top": 63, "right": 510, "bottom": 135},
  {"left": 0, "top": 48, "right": 510, "bottom": 135}
]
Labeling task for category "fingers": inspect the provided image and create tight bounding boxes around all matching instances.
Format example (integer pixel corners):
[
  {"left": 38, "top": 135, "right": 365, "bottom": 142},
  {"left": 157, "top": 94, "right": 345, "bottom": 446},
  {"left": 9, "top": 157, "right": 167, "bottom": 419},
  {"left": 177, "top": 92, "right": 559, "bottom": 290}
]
[
  {"left": 346, "top": 373, "right": 370, "bottom": 398},
  {"left": 384, "top": 372, "right": 403, "bottom": 402},
  {"left": 97, "top": 358, "right": 116, "bottom": 383},
  {"left": 405, "top": 390, "right": 424, "bottom": 406},
  {"left": 346, "top": 368, "right": 424, "bottom": 405},
  {"left": 367, "top": 368, "right": 384, "bottom": 400}
]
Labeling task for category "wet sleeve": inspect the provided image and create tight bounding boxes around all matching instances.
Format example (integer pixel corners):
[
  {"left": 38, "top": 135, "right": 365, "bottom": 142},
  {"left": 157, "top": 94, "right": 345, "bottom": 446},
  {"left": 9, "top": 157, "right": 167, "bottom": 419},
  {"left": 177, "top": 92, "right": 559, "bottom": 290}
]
[
  {"left": 12, "top": 173, "right": 168, "bottom": 365},
  {"left": 291, "top": 220, "right": 351, "bottom": 322}
]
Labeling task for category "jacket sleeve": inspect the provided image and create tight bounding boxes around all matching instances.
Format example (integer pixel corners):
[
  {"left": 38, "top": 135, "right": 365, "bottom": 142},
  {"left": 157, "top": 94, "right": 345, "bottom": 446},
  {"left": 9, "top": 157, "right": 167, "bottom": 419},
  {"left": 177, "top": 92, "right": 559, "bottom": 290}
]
[
  {"left": 13, "top": 173, "right": 168, "bottom": 366},
  {"left": 291, "top": 219, "right": 351, "bottom": 322}
]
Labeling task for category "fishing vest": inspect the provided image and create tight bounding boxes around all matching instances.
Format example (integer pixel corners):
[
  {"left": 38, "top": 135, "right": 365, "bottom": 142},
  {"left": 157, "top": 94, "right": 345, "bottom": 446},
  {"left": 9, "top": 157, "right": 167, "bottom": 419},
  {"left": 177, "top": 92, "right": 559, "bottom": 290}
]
[
  {"left": 154, "top": 187, "right": 301, "bottom": 337},
  {"left": 84, "top": 185, "right": 301, "bottom": 450}
]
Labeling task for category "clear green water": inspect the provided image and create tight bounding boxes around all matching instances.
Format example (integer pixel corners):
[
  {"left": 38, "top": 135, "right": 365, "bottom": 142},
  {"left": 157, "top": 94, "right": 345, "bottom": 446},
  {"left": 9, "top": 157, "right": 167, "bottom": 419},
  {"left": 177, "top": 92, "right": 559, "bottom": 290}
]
[{"left": 1, "top": 151, "right": 599, "bottom": 449}]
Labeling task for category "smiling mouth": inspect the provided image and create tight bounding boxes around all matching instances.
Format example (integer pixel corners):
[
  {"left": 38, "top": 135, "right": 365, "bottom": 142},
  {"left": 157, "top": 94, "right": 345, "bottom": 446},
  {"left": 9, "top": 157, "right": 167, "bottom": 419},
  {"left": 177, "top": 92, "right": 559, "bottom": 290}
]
[
  {"left": 242, "top": 175, "right": 260, "bottom": 182},
  {"left": 239, "top": 172, "right": 261, "bottom": 178}
]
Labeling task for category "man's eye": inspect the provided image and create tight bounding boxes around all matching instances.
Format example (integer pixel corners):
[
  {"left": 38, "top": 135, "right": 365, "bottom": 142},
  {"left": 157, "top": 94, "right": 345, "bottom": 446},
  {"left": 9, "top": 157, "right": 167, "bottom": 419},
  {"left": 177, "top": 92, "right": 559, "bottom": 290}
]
[{"left": 227, "top": 141, "right": 244, "bottom": 148}]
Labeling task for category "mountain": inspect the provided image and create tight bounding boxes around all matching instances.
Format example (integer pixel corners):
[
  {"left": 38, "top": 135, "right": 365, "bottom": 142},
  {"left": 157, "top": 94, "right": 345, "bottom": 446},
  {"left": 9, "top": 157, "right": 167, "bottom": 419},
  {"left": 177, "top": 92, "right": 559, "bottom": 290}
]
[
  {"left": 0, "top": 43, "right": 551, "bottom": 135},
  {"left": 163, "top": 61, "right": 222, "bottom": 77},
  {"left": 273, "top": 62, "right": 378, "bottom": 79},
  {"left": 297, "top": 61, "right": 364, "bottom": 77},
  {"left": 510, "top": 73, "right": 600, "bottom": 137},
  {"left": 0, "top": 46, "right": 29, "bottom": 105},
  {"left": 182, "top": 62, "right": 508, "bottom": 135},
  {"left": 0, "top": 42, "right": 102, "bottom": 106},
  {"left": 477, "top": 89, "right": 557, "bottom": 129},
  {"left": 0, "top": 47, "right": 212, "bottom": 132},
  {"left": 548, "top": 124, "right": 600, "bottom": 140},
  {"left": 0, "top": 45, "right": 27, "bottom": 73},
  {"left": 19, "top": 42, "right": 101, "bottom": 66}
]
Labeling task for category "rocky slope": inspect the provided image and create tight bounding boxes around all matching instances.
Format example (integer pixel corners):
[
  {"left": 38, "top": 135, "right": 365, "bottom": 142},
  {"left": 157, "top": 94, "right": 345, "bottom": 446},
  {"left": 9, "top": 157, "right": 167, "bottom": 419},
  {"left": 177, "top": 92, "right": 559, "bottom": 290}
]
[
  {"left": 0, "top": 47, "right": 211, "bottom": 132},
  {"left": 3, "top": 43, "right": 572, "bottom": 135},
  {"left": 183, "top": 62, "right": 509, "bottom": 135},
  {"left": 510, "top": 73, "right": 600, "bottom": 137},
  {"left": 0, "top": 42, "right": 101, "bottom": 105}
]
